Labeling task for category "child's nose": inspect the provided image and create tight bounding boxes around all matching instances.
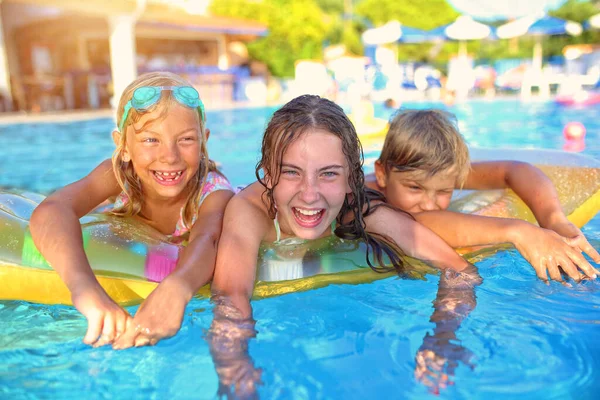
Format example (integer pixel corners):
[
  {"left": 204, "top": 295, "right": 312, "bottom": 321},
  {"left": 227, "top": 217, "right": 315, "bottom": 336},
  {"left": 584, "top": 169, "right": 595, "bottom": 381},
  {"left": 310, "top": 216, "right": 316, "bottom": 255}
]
[
  {"left": 299, "top": 176, "right": 319, "bottom": 203},
  {"left": 420, "top": 195, "right": 439, "bottom": 211},
  {"left": 159, "top": 143, "right": 180, "bottom": 163}
]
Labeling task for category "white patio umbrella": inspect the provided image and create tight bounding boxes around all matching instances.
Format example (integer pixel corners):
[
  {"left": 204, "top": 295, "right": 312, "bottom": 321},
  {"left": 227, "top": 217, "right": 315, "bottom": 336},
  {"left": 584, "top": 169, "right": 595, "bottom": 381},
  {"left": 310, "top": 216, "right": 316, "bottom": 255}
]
[
  {"left": 362, "top": 21, "right": 402, "bottom": 45},
  {"left": 361, "top": 20, "right": 432, "bottom": 45},
  {"left": 428, "top": 15, "right": 492, "bottom": 57},
  {"left": 497, "top": 14, "right": 582, "bottom": 70},
  {"left": 587, "top": 13, "right": 600, "bottom": 29}
]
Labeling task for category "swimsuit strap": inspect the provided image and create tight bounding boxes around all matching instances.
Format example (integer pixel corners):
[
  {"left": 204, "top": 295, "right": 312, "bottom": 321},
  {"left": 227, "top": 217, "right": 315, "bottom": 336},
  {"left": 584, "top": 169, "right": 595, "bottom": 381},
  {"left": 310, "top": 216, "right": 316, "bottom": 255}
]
[{"left": 274, "top": 213, "right": 281, "bottom": 243}]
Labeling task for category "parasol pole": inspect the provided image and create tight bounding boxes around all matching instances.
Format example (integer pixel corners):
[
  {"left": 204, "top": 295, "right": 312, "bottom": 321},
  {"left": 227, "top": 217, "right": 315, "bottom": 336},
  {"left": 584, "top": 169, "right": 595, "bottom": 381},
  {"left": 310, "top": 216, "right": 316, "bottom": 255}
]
[
  {"left": 458, "top": 40, "right": 467, "bottom": 58},
  {"left": 532, "top": 36, "right": 543, "bottom": 71}
]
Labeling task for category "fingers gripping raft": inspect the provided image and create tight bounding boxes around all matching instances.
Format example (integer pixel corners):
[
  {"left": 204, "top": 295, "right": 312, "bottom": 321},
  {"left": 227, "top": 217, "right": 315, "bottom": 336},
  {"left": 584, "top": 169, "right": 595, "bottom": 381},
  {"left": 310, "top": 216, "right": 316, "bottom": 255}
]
[{"left": 1, "top": 149, "right": 600, "bottom": 305}]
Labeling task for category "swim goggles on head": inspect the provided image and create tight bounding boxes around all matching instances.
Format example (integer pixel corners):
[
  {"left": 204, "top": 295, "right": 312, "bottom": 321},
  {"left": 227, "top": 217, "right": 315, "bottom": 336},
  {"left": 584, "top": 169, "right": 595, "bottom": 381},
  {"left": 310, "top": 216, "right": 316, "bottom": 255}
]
[{"left": 118, "top": 86, "right": 206, "bottom": 131}]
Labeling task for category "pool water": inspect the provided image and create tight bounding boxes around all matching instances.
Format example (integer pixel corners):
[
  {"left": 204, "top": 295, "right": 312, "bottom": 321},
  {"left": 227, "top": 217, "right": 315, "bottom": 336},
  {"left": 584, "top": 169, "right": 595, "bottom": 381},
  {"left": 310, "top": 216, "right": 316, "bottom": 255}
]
[{"left": 1, "top": 99, "right": 600, "bottom": 399}]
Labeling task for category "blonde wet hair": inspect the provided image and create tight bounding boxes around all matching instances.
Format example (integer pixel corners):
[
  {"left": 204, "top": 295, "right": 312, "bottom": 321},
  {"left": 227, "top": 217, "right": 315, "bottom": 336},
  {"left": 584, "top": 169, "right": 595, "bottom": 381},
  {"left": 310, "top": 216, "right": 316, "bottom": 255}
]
[
  {"left": 111, "top": 71, "right": 217, "bottom": 230},
  {"left": 378, "top": 109, "right": 470, "bottom": 186}
]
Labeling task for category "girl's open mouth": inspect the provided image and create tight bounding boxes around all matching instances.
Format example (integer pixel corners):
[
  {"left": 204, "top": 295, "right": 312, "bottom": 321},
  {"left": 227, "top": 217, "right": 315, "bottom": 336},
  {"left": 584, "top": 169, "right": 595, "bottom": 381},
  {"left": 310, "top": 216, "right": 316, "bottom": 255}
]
[
  {"left": 292, "top": 207, "right": 325, "bottom": 228},
  {"left": 152, "top": 170, "right": 184, "bottom": 186}
]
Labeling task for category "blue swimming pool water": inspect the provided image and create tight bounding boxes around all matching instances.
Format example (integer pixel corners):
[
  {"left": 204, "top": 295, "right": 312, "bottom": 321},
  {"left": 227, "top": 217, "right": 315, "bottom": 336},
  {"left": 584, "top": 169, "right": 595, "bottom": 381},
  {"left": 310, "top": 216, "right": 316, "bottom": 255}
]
[{"left": 1, "top": 99, "right": 599, "bottom": 399}]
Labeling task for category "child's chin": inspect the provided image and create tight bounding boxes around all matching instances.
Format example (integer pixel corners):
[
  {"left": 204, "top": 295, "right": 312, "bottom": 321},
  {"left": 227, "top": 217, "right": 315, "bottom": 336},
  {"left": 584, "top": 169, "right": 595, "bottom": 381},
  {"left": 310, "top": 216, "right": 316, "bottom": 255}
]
[{"left": 294, "top": 225, "right": 330, "bottom": 240}]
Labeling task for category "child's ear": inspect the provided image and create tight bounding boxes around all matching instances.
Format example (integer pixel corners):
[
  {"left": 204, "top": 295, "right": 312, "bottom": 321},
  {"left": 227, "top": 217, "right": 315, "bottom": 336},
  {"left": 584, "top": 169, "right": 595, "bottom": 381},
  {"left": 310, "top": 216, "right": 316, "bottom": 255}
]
[
  {"left": 204, "top": 127, "right": 211, "bottom": 141},
  {"left": 112, "top": 129, "right": 131, "bottom": 162},
  {"left": 111, "top": 129, "right": 121, "bottom": 146},
  {"left": 374, "top": 160, "right": 388, "bottom": 189}
]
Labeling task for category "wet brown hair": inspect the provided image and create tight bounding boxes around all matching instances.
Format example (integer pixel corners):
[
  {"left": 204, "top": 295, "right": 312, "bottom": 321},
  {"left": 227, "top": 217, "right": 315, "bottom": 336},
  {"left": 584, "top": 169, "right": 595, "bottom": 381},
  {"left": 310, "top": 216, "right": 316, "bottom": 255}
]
[
  {"left": 111, "top": 71, "right": 217, "bottom": 230},
  {"left": 256, "top": 94, "right": 408, "bottom": 275},
  {"left": 379, "top": 109, "right": 470, "bottom": 186}
]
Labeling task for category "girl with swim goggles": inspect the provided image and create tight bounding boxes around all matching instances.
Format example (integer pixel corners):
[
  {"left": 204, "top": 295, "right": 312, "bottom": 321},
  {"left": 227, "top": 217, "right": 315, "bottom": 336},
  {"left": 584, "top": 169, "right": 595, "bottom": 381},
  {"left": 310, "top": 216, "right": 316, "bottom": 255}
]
[{"left": 30, "top": 72, "right": 234, "bottom": 349}]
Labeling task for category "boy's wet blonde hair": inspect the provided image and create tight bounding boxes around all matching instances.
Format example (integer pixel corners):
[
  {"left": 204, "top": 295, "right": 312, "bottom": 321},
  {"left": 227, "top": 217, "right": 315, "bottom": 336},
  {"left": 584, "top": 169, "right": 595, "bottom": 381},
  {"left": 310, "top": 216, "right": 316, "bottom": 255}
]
[
  {"left": 111, "top": 71, "right": 217, "bottom": 231},
  {"left": 378, "top": 109, "right": 470, "bottom": 186}
]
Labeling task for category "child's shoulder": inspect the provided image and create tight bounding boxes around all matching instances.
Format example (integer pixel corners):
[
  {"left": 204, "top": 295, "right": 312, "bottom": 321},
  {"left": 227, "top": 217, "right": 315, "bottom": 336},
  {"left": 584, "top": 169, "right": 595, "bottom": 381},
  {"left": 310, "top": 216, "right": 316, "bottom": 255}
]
[
  {"left": 230, "top": 182, "right": 268, "bottom": 212},
  {"left": 223, "top": 183, "right": 273, "bottom": 232}
]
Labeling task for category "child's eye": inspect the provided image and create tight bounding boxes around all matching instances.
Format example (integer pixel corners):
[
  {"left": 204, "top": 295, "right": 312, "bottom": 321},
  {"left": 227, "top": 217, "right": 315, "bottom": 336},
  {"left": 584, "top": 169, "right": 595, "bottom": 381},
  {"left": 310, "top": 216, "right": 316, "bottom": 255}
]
[
  {"left": 180, "top": 136, "right": 197, "bottom": 142},
  {"left": 408, "top": 185, "right": 421, "bottom": 190},
  {"left": 142, "top": 137, "right": 158, "bottom": 143},
  {"left": 282, "top": 169, "right": 299, "bottom": 176},
  {"left": 321, "top": 171, "right": 339, "bottom": 178}
]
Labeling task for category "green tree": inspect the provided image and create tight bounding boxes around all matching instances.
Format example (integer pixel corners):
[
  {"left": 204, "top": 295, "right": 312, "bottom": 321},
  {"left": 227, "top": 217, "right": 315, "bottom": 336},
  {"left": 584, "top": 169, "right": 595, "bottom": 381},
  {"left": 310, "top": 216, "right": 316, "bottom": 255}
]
[
  {"left": 211, "top": 0, "right": 330, "bottom": 77},
  {"left": 355, "top": 0, "right": 458, "bottom": 29},
  {"left": 545, "top": 0, "right": 600, "bottom": 59},
  {"left": 551, "top": 0, "right": 600, "bottom": 21},
  {"left": 353, "top": 0, "right": 462, "bottom": 64},
  {"left": 314, "top": 0, "right": 344, "bottom": 15}
]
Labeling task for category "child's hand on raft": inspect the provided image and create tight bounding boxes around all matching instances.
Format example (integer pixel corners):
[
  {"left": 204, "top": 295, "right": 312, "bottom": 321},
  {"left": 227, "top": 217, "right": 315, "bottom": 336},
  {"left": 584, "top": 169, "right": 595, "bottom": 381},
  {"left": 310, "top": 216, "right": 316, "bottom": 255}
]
[
  {"left": 513, "top": 224, "right": 600, "bottom": 283},
  {"left": 113, "top": 276, "right": 189, "bottom": 349},
  {"left": 71, "top": 284, "right": 132, "bottom": 347},
  {"left": 543, "top": 220, "right": 600, "bottom": 265}
]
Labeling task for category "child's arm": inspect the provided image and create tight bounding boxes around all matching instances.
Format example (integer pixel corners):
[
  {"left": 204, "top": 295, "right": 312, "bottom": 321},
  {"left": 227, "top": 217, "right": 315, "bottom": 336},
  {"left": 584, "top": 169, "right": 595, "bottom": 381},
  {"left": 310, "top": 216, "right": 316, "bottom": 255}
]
[
  {"left": 465, "top": 161, "right": 599, "bottom": 256},
  {"left": 207, "top": 295, "right": 262, "bottom": 399},
  {"left": 415, "top": 264, "right": 481, "bottom": 393},
  {"left": 210, "top": 192, "right": 271, "bottom": 318},
  {"left": 113, "top": 189, "right": 234, "bottom": 349},
  {"left": 363, "top": 206, "right": 471, "bottom": 272},
  {"left": 29, "top": 159, "right": 129, "bottom": 346},
  {"left": 206, "top": 191, "right": 270, "bottom": 395},
  {"left": 414, "top": 211, "right": 600, "bottom": 283}
]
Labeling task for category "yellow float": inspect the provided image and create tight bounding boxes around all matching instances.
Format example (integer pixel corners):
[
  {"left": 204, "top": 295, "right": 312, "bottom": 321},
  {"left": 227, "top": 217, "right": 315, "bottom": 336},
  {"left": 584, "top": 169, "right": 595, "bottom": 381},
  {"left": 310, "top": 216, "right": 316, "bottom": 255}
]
[
  {"left": 349, "top": 101, "right": 388, "bottom": 138},
  {"left": 0, "top": 149, "right": 599, "bottom": 306},
  {"left": 352, "top": 117, "right": 389, "bottom": 138}
]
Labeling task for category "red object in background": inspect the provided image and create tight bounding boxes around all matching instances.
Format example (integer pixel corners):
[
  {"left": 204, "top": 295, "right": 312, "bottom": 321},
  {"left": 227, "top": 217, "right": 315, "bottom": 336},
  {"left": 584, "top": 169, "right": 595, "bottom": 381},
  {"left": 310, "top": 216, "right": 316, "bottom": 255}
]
[
  {"left": 563, "top": 122, "right": 586, "bottom": 152},
  {"left": 555, "top": 91, "right": 600, "bottom": 106}
]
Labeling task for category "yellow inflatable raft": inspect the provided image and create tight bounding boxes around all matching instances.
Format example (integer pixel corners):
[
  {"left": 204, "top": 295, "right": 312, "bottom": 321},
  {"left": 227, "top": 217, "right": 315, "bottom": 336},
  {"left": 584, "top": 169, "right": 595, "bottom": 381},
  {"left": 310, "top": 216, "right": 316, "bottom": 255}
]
[
  {"left": 353, "top": 117, "right": 389, "bottom": 138},
  {"left": 348, "top": 102, "right": 389, "bottom": 138},
  {"left": 0, "top": 149, "right": 599, "bottom": 305}
]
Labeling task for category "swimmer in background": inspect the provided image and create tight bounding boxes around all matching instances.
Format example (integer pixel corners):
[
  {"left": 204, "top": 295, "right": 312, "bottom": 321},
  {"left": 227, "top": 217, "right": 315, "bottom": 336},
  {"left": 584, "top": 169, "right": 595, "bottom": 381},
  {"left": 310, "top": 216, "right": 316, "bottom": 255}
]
[{"left": 384, "top": 98, "right": 399, "bottom": 109}]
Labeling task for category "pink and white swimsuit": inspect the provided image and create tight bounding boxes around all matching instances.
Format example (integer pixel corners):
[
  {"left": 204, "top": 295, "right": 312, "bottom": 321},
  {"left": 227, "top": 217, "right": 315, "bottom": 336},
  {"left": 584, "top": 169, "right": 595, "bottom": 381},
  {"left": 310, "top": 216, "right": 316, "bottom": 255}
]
[{"left": 112, "top": 171, "right": 233, "bottom": 238}]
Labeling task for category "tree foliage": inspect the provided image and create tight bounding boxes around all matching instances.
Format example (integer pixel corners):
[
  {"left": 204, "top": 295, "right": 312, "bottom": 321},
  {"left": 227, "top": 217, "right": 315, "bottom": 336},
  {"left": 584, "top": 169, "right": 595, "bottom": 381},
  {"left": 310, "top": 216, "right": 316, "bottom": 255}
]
[
  {"left": 544, "top": 0, "right": 600, "bottom": 58},
  {"left": 314, "top": 0, "right": 345, "bottom": 15},
  {"left": 210, "top": 0, "right": 600, "bottom": 76},
  {"left": 211, "top": 0, "right": 329, "bottom": 77},
  {"left": 355, "top": 0, "right": 458, "bottom": 29}
]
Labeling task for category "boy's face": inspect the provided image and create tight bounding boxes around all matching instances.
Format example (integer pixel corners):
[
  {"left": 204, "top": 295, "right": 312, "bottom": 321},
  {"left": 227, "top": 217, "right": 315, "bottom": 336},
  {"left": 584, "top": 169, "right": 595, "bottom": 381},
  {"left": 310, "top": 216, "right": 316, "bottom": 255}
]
[{"left": 374, "top": 161, "right": 457, "bottom": 213}]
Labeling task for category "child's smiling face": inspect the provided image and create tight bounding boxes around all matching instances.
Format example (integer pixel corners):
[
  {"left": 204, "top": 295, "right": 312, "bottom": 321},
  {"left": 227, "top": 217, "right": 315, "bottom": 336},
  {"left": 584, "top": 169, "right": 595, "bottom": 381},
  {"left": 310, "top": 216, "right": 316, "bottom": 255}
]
[
  {"left": 375, "top": 162, "right": 457, "bottom": 213},
  {"left": 271, "top": 129, "right": 352, "bottom": 240},
  {"left": 123, "top": 103, "right": 201, "bottom": 203}
]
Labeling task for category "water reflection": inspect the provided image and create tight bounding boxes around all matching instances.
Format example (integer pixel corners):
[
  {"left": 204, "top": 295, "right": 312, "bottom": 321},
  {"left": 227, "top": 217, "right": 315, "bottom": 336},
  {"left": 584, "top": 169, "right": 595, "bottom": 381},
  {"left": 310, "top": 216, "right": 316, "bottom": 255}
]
[{"left": 207, "top": 246, "right": 482, "bottom": 397}]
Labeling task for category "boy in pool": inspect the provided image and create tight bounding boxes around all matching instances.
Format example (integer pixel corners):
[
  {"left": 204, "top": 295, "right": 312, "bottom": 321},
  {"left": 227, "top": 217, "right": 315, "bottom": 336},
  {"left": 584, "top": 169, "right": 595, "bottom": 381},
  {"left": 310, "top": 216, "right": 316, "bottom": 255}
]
[{"left": 366, "top": 109, "right": 600, "bottom": 283}]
